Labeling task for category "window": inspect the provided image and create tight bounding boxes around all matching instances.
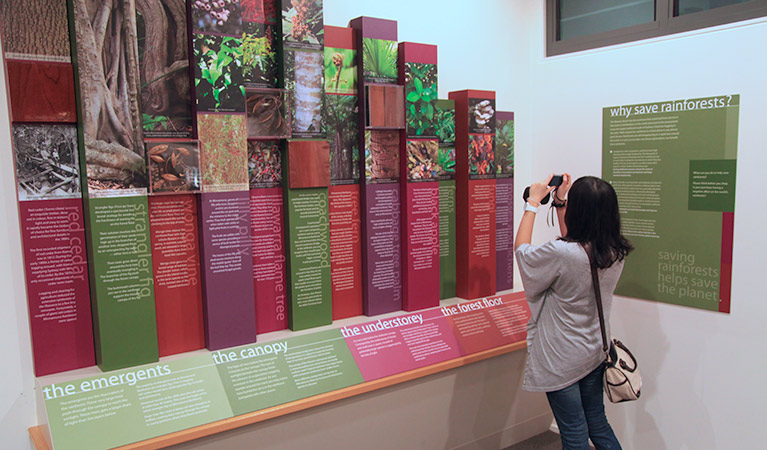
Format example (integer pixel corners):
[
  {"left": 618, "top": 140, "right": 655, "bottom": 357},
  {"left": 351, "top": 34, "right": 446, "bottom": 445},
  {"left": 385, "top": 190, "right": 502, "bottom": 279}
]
[{"left": 547, "top": 0, "right": 767, "bottom": 56}]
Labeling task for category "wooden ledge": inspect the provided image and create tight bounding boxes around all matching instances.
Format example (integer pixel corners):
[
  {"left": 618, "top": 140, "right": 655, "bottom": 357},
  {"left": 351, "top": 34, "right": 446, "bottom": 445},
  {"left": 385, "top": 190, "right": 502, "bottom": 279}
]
[{"left": 29, "top": 340, "right": 526, "bottom": 450}]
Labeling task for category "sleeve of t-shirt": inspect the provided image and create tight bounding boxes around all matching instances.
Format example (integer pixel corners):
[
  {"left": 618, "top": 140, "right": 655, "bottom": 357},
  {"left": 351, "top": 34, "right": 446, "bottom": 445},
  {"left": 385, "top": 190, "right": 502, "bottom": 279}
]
[{"left": 515, "top": 241, "right": 562, "bottom": 298}]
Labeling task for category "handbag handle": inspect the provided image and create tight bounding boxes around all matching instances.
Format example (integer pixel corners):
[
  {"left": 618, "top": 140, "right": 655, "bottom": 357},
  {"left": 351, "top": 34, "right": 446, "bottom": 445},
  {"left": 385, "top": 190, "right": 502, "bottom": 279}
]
[{"left": 586, "top": 246, "right": 610, "bottom": 356}]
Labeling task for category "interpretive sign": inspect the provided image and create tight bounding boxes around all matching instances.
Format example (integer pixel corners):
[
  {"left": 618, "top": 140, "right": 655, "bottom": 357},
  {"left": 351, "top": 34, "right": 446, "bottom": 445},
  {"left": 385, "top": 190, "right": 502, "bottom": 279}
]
[{"left": 603, "top": 95, "right": 738, "bottom": 313}]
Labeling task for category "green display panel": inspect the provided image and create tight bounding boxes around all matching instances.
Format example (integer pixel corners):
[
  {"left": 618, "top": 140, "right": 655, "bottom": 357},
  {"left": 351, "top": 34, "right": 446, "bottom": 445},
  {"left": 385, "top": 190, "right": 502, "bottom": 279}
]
[
  {"left": 602, "top": 95, "right": 738, "bottom": 313},
  {"left": 85, "top": 196, "right": 159, "bottom": 370},
  {"left": 439, "top": 180, "right": 456, "bottom": 299},
  {"left": 284, "top": 187, "right": 332, "bottom": 329},
  {"left": 214, "top": 328, "right": 364, "bottom": 415},
  {"left": 43, "top": 354, "right": 232, "bottom": 450}
]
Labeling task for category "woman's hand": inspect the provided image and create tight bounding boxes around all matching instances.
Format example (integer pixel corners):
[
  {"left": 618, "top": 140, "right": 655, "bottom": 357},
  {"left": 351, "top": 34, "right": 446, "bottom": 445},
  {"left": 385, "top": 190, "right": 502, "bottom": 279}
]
[
  {"left": 528, "top": 174, "right": 556, "bottom": 205},
  {"left": 554, "top": 173, "right": 572, "bottom": 202}
]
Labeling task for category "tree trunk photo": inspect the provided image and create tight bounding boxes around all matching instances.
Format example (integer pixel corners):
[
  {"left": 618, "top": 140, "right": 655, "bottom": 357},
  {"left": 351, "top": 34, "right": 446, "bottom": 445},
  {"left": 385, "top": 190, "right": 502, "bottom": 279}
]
[{"left": 71, "top": 0, "right": 147, "bottom": 190}]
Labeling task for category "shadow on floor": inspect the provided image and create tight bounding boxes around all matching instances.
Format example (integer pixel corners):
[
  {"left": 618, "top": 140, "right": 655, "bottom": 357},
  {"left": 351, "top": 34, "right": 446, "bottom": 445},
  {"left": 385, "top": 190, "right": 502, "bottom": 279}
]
[{"left": 503, "top": 431, "right": 561, "bottom": 450}]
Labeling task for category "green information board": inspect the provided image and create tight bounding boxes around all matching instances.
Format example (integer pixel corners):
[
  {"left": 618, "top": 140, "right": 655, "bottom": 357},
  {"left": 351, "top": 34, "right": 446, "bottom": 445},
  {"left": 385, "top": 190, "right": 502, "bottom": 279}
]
[{"left": 603, "top": 95, "right": 738, "bottom": 312}]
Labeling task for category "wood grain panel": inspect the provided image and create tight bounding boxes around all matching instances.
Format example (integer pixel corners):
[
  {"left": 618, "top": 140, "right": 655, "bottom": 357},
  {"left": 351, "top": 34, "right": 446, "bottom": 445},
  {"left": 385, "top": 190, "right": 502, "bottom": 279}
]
[
  {"left": 7, "top": 60, "right": 77, "bottom": 123},
  {"left": 288, "top": 140, "right": 330, "bottom": 189}
]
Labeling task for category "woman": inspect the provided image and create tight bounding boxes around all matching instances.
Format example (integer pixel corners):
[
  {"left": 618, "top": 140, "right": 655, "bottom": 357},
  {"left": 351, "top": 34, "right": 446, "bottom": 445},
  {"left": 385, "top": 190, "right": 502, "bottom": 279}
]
[{"left": 514, "top": 174, "right": 632, "bottom": 450}]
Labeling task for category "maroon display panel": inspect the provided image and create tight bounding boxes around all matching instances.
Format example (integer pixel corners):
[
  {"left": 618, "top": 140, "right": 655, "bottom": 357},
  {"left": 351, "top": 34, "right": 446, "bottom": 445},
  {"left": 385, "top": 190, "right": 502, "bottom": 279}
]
[
  {"left": 18, "top": 199, "right": 94, "bottom": 376},
  {"left": 398, "top": 42, "right": 440, "bottom": 312},
  {"left": 148, "top": 195, "right": 205, "bottom": 356},
  {"left": 449, "top": 90, "right": 497, "bottom": 299},
  {"left": 250, "top": 187, "right": 288, "bottom": 333},
  {"left": 329, "top": 184, "right": 363, "bottom": 319}
]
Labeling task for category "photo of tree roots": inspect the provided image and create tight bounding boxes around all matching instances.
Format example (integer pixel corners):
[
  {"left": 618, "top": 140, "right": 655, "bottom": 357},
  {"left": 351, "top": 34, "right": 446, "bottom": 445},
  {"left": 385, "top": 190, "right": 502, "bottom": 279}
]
[
  {"left": 137, "top": 0, "right": 193, "bottom": 137},
  {"left": 365, "top": 130, "right": 399, "bottom": 181},
  {"left": 325, "top": 94, "right": 359, "bottom": 181},
  {"left": 70, "top": 0, "right": 149, "bottom": 191},
  {"left": 13, "top": 125, "right": 80, "bottom": 200}
]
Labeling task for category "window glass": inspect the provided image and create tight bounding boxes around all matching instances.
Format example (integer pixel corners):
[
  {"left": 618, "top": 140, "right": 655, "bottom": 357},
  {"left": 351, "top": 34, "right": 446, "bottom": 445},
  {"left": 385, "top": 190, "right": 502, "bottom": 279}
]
[
  {"left": 676, "top": 0, "right": 752, "bottom": 15},
  {"left": 558, "top": 0, "right": 656, "bottom": 40}
]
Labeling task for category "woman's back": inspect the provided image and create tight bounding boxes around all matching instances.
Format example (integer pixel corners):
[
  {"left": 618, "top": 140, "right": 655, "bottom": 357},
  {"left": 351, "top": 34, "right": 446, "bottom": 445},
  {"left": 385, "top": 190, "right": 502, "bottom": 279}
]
[{"left": 516, "top": 239, "right": 624, "bottom": 392}]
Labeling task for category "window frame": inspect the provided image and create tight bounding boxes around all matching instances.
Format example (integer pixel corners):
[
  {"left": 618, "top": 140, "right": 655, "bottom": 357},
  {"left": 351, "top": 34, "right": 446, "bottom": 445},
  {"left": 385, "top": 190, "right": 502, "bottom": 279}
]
[{"left": 547, "top": 0, "right": 767, "bottom": 56}]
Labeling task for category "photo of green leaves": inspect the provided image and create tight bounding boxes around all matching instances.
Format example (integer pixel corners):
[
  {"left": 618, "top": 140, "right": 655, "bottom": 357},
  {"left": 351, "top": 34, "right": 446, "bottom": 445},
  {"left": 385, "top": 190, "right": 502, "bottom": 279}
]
[
  {"left": 194, "top": 34, "right": 245, "bottom": 113},
  {"left": 495, "top": 118, "right": 514, "bottom": 177},
  {"left": 362, "top": 38, "right": 397, "bottom": 84},
  {"left": 281, "top": 0, "right": 324, "bottom": 50},
  {"left": 242, "top": 22, "right": 278, "bottom": 88},
  {"left": 405, "top": 62, "right": 437, "bottom": 138}
]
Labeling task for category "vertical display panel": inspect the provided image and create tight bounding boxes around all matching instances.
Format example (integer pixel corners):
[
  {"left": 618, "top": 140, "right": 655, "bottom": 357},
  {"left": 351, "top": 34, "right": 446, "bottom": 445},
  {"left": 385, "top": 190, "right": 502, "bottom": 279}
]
[
  {"left": 349, "top": 16, "right": 404, "bottom": 315},
  {"left": 325, "top": 25, "right": 362, "bottom": 319},
  {"left": 495, "top": 111, "right": 514, "bottom": 291},
  {"left": 435, "top": 99, "right": 456, "bottom": 299},
  {"left": 448, "top": 90, "right": 497, "bottom": 299},
  {"left": 399, "top": 42, "right": 440, "bottom": 311}
]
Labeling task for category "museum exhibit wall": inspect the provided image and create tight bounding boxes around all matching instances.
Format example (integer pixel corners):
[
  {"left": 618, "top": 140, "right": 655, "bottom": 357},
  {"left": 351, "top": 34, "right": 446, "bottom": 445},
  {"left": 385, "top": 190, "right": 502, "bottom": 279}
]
[
  {"left": 0, "top": 1, "right": 545, "bottom": 449},
  {"left": 518, "top": 3, "right": 766, "bottom": 450}
]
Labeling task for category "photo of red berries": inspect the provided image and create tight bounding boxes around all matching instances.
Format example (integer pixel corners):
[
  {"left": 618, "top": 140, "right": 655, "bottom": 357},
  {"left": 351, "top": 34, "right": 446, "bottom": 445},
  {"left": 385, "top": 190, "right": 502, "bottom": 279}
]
[
  {"left": 248, "top": 140, "right": 282, "bottom": 188},
  {"left": 469, "top": 134, "right": 495, "bottom": 178},
  {"left": 281, "top": 0, "right": 324, "bottom": 51}
]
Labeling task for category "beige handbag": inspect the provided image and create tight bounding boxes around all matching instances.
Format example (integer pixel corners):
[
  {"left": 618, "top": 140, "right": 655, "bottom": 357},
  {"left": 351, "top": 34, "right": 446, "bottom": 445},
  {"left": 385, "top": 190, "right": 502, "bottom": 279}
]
[{"left": 588, "top": 251, "right": 642, "bottom": 403}]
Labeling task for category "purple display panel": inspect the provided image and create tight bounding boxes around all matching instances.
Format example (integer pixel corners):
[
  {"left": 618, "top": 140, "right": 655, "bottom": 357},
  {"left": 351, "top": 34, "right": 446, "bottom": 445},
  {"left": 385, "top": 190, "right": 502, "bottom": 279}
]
[
  {"left": 495, "top": 178, "right": 514, "bottom": 291},
  {"left": 198, "top": 191, "right": 257, "bottom": 349},
  {"left": 363, "top": 183, "right": 402, "bottom": 315},
  {"left": 349, "top": 17, "right": 403, "bottom": 316}
]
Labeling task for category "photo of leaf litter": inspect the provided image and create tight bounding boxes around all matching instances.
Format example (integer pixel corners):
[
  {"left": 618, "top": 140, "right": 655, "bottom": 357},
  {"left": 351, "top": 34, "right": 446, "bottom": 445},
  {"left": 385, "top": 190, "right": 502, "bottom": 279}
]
[
  {"left": 362, "top": 38, "right": 397, "bottom": 84},
  {"left": 324, "top": 47, "right": 357, "bottom": 94},
  {"left": 248, "top": 140, "right": 282, "bottom": 188},
  {"left": 406, "top": 140, "right": 441, "bottom": 181},
  {"left": 194, "top": 34, "right": 245, "bottom": 113},
  {"left": 197, "top": 114, "right": 248, "bottom": 190},
  {"left": 495, "top": 118, "right": 514, "bottom": 177},
  {"left": 405, "top": 63, "right": 437, "bottom": 138},
  {"left": 13, "top": 125, "right": 80, "bottom": 200},
  {"left": 246, "top": 89, "right": 290, "bottom": 138},
  {"left": 281, "top": 0, "right": 324, "bottom": 50},
  {"left": 242, "top": 22, "right": 278, "bottom": 88},
  {"left": 469, "top": 134, "right": 495, "bottom": 177},
  {"left": 147, "top": 142, "right": 200, "bottom": 194}
]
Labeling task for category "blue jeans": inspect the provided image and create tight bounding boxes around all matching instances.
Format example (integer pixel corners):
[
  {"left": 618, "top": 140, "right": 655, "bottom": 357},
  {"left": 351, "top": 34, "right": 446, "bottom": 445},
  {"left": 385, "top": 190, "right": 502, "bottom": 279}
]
[{"left": 546, "top": 364, "right": 622, "bottom": 450}]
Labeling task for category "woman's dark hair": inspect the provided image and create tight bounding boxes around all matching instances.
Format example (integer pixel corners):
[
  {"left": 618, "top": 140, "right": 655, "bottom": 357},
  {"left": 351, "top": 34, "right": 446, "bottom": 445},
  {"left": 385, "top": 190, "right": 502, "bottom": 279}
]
[{"left": 562, "top": 176, "right": 633, "bottom": 269}]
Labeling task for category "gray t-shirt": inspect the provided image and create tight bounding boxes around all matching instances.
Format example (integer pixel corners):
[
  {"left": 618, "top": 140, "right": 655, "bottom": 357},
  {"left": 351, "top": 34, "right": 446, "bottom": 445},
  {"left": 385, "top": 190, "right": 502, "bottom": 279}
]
[{"left": 515, "top": 240, "right": 624, "bottom": 392}]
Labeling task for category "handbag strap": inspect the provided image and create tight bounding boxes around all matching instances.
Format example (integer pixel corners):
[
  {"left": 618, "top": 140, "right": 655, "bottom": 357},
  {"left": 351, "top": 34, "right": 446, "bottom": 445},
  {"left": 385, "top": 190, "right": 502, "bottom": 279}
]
[{"left": 586, "top": 246, "right": 610, "bottom": 355}]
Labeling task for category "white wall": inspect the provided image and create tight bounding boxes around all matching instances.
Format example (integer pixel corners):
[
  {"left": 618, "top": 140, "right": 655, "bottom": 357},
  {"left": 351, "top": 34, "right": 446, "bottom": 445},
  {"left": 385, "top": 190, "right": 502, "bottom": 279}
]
[
  {"left": 517, "top": 3, "right": 767, "bottom": 449},
  {"left": 0, "top": 31, "right": 39, "bottom": 450}
]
